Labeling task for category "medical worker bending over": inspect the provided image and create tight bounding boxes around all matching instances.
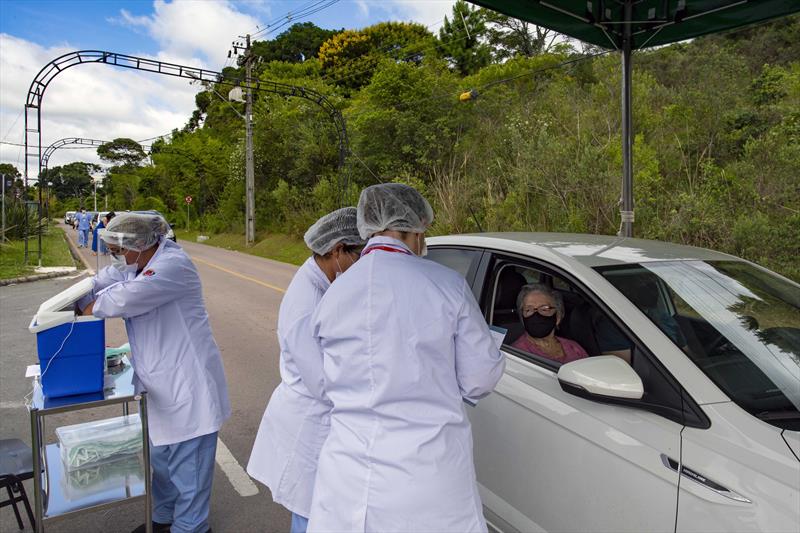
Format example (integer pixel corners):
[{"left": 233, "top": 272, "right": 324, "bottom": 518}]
[
  {"left": 247, "top": 207, "right": 365, "bottom": 533},
  {"left": 308, "top": 184, "right": 506, "bottom": 533},
  {"left": 78, "top": 212, "right": 230, "bottom": 533}
]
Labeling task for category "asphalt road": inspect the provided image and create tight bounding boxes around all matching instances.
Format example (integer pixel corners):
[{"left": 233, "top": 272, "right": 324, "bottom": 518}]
[{"left": 0, "top": 225, "right": 299, "bottom": 532}]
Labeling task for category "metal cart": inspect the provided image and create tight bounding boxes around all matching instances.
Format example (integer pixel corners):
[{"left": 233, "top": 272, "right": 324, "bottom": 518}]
[{"left": 28, "top": 357, "right": 152, "bottom": 533}]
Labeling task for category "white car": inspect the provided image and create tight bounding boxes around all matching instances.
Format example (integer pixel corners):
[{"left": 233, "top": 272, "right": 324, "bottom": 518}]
[{"left": 425, "top": 233, "right": 800, "bottom": 533}]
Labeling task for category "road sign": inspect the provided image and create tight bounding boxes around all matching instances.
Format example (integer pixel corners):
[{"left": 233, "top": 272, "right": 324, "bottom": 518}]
[{"left": 185, "top": 195, "right": 192, "bottom": 204}]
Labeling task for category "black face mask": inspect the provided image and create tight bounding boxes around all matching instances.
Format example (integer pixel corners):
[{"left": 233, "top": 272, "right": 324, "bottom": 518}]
[{"left": 522, "top": 313, "right": 557, "bottom": 338}]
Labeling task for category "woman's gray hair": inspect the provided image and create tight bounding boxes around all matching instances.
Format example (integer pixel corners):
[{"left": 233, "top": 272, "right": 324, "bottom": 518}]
[{"left": 516, "top": 283, "right": 564, "bottom": 319}]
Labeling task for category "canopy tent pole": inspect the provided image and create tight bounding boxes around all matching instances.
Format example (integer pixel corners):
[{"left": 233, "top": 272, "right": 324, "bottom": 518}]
[{"left": 620, "top": 0, "right": 634, "bottom": 238}]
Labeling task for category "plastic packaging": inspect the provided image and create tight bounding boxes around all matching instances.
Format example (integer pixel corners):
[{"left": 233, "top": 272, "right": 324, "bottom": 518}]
[
  {"left": 56, "top": 415, "right": 142, "bottom": 471},
  {"left": 62, "top": 453, "right": 143, "bottom": 501}
]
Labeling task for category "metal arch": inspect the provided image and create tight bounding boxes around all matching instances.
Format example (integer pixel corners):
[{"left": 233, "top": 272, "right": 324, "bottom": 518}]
[
  {"left": 42, "top": 137, "right": 152, "bottom": 171},
  {"left": 25, "top": 50, "right": 349, "bottom": 182},
  {"left": 42, "top": 137, "right": 111, "bottom": 173},
  {"left": 23, "top": 50, "right": 350, "bottom": 263}
]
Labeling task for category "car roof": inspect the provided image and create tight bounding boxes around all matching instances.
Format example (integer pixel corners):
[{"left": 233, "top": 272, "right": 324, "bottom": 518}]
[{"left": 426, "top": 232, "right": 741, "bottom": 268}]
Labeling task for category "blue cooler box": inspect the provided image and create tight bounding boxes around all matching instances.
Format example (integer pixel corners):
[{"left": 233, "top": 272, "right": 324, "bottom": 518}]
[{"left": 29, "top": 278, "right": 106, "bottom": 398}]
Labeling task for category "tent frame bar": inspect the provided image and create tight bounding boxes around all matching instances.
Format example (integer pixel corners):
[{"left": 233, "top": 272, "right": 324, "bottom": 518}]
[{"left": 620, "top": 0, "right": 634, "bottom": 238}]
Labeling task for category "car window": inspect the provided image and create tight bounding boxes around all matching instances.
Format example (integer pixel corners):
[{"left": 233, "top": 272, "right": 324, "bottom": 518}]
[
  {"left": 425, "top": 247, "right": 482, "bottom": 284},
  {"left": 598, "top": 261, "right": 800, "bottom": 430},
  {"left": 487, "top": 263, "right": 609, "bottom": 367},
  {"left": 484, "top": 255, "right": 705, "bottom": 427}
]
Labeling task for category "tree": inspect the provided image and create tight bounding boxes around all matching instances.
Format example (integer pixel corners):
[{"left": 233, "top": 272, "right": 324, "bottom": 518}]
[
  {"left": 252, "top": 22, "right": 340, "bottom": 64},
  {"left": 43, "top": 162, "right": 98, "bottom": 200},
  {"left": 479, "top": 8, "right": 560, "bottom": 60},
  {"left": 438, "top": 0, "right": 491, "bottom": 75},
  {"left": 319, "top": 22, "right": 436, "bottom": 90},
  {"left": 97, "top": 138, "right": 147, "bottom": 167},
  {"left": 0, "top": 163, "right": 21, "bottom": 180}
]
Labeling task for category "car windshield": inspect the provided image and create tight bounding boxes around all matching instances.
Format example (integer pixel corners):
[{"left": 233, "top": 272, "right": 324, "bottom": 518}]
[{"left": 597, "top": 261, "right": 800, "bottom": 430}]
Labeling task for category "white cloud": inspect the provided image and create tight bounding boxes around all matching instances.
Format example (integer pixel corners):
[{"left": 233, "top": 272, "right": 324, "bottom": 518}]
[
  {"left": 1, "top": 0, "right": 263, "bottom": 174},
  {"left": 356, "top": 0, "right": 456, "bottom": 27},
  {"left": 0, "top": 33, "right": 198, "bottom": 174},
  {"left": 117, "top": 9, "right": 151, "bottom": 27},
  {"left": 115, "top": 0, "right": 261, "bottom": 65}
]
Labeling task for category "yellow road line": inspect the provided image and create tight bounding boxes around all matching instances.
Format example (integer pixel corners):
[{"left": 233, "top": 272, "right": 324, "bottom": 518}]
[{"left": 192, "top": 256, "right": 286, "bottom": 294}]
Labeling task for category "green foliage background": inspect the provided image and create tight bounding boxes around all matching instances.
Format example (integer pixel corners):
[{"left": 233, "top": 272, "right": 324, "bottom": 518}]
[{"left": 33, "top": 11, "right": 800, "bottom": 281}]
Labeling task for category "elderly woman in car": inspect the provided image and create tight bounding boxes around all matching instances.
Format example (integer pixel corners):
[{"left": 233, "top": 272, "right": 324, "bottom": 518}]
[{"left": 512, "top": 283, "right": 588, "bottom": 363}]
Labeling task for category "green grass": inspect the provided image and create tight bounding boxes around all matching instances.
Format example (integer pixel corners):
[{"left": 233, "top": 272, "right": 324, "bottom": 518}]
[
  {"left": 0, "top": 226, "right": 77, "bottom": 280},
  {"left": 175, "top": 229, "right": 309, "bottom": 266}
]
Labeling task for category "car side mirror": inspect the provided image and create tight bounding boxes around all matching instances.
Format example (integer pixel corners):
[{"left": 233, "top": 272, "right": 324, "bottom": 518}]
[{"left": 557, "top": 356, "right": 643, "bottom": 400}]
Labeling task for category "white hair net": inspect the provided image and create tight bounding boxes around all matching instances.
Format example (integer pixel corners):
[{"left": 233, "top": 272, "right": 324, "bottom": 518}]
[
  {"left": 99, "top": 212, "right": 169, "bottom": 252},
  {"left": 356, "top": 183, "right": 434, "bottom": 239},
  {"left": 304, "top": 207, "right": 365, "bottom": 255}
]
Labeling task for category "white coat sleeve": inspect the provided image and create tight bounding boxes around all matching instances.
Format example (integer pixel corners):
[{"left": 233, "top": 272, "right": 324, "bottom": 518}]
[
  {"left": 76, "top": 266, "right": 126, "bottom": 311},
  {"left": 92, "top": 262, "right": 190, "bottom": 319},
  {"left": 282, "top": 312, "right": 328, "bottom": 402},
  {"left": 454, "top": 280, "right": 506, "bottom": 402}
]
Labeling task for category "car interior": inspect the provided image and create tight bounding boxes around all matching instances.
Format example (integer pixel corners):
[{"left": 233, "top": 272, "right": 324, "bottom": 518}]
[{"left": 488, "top": 263, "right": 626, "bottom": 360}]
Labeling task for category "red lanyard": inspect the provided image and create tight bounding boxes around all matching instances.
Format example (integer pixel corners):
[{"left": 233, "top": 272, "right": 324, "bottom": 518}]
[{"left": 360, "top": 244, "right": 413, "bottom": 257}]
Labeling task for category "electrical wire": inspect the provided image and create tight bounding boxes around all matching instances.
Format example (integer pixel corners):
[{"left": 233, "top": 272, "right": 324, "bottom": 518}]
[
  {"left": 1, "top": 108, "right": 24, "bottom": 142},
  {"left": 225, "top": 0, "right": 341, "bottom": 71},
  {"left": 243, "top": 0, "right": 326, "bottom": 37},
  {"left": 251, "top": 0, "right": 342, "bottom": 40},
  {"left": 376, "top": 49, "right": 611, "bottom": 113},
  {"left": 136, "top": 132, "right": 173, "bottom": 143},
  {"left": 38, "top": 319, "right": 77, "bottom": 381}
]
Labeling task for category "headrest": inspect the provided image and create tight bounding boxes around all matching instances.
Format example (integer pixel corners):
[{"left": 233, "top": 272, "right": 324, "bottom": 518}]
[{"left": 495, "top": 268, "right": 527, "bottom": 310}]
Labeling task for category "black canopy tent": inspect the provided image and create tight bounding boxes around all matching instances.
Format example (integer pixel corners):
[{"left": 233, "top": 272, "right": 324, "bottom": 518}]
[{"left": 469, "top": 0, "right": 800, "bottom": 236}]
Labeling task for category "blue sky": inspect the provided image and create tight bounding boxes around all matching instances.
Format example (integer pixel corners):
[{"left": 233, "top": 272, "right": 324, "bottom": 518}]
[
  {"left": 0, "top": 1, "right": 454, "bottom": 65},
  {"left": 0, "top": 1, "right": 455, "bottom": 169}
]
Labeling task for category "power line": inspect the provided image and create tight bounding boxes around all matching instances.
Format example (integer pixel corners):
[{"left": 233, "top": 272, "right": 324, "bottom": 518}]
[
  {"left": 1, "top": 109, "right": 24, "bottom": 143},
  {"left": 251, "top": 0, "right": 341, "bottom": 40},
  {"left": 243, "top": 0, "right": 325, "bottom": 37},
  {"left": 225, "top": 0, "right": 342, "bottom": 68},
  {"left": 136, "top": 132, "right": 173, "bottom": 143}
]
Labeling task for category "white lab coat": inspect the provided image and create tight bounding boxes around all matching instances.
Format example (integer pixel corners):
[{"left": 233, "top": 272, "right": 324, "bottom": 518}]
[
  {"left": 247, "top": 256, "right": 332, "bottom": 517},
  {"left": 308, "top": 236, "right": 505, "bottom": 533},
  {"left": 84, "top": 238, "right": 231, "bottom": 446}
]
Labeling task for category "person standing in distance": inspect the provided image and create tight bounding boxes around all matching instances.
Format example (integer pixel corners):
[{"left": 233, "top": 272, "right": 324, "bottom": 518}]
[
  {"left": 76, "top": 207, "right": 91, "bottom": 247},
  {"left": 78, "top": 212, "right": 230, "bottom": 533},
  {"left": 247, "top": 207, "right": 365, "bottom": 533},
  {"left": 307, "top": 184, "right": 505, "bottom": 533}
]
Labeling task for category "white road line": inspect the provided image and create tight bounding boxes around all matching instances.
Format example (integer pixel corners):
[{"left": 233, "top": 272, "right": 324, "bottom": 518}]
[
  {"left": 0, "top": 401, "right": 26, "bottom": 409},
  {"left": 216, "top": 437, "right": 259, "bottom": 497}
]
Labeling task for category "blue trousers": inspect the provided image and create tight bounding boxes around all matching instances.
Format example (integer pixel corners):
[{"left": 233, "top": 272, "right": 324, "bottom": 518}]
[
  {"left": 151, "top": 432, "right": 218, "bottom": 533},
  {"left": 78, "top": 229, "right": 89, "bottom": 247},
  {"left": 291, "top": 513, "right": 309, "bottom": 533}
]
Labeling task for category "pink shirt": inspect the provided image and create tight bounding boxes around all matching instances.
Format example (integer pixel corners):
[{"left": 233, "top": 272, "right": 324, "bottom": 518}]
[{"left": 512, "top": 335, "right": 588, "bottom": 364}]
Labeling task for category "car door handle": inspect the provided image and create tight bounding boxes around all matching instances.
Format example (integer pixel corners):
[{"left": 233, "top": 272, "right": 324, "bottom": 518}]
[{"left": 660, "top": 454, "right": 751, "bottom": 503}]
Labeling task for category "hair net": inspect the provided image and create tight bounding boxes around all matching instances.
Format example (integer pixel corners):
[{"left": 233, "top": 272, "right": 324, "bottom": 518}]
[
  {"left": 99, "top": 212, "right": 169, "bottom": 252},
  {"left": 304, "top": 207, "right": 364, "bottom": 255},
  {"left": 356, "top": 183, "right": 434, "bottom": 239}
]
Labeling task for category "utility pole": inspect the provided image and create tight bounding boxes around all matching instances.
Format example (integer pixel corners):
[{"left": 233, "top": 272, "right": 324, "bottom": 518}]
[
  {"left": 1, "top": 174, "right": 6, "bottom": 242},
  {"left": 243, "top": 34, "right": 256, "bottom": 245}
]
